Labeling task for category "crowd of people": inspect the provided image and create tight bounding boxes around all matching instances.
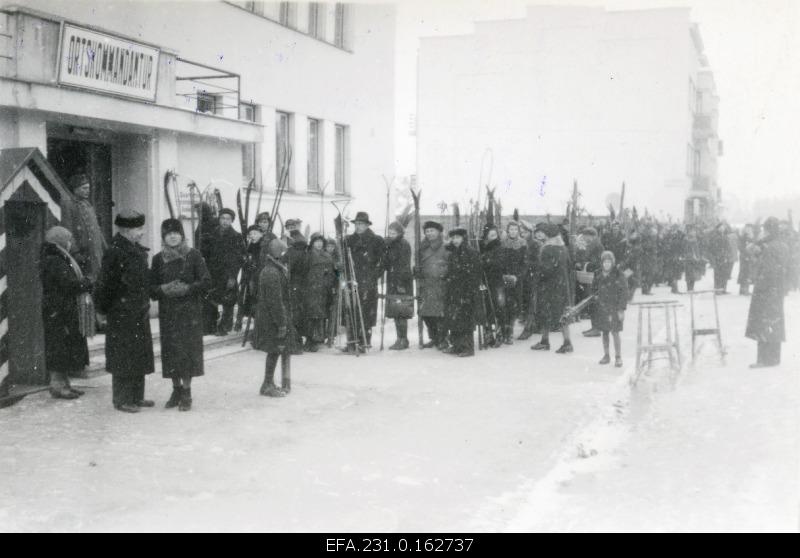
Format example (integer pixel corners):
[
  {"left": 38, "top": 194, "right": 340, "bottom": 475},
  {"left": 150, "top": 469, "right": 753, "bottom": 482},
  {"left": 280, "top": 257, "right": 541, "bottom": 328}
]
[{"left": 39, "top": 173, "right": 800, "bottom": 412}]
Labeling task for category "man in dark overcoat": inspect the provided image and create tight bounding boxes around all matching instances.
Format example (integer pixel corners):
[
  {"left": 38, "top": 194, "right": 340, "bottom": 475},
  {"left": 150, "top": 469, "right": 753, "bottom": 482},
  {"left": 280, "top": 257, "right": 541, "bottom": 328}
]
[
  {"left": 746, "top": 217, "right": 790, "bottom": 368},
  {"left": 443, "top": 228, "right": 481, "bottom": 357},
  {"left": 346, "top": 211, "right": 385, "bottom": 347},
  {"left": 417, "top": 221, "right": 450, "bottom": 349},
  {"left": 95, "top": 211, "right": 155, "bottom": 413},
  {"left": 284, "top": 229, "right": 309, "bottom": 352},
  {"left": 207, "top": 208, "right": 245, "bottom": 335},
  {"left": 531, "top": 224, "right": 573, "bottom": 354},
  {"left": 384, "top": 221, "right": 414, "bottom": 350}
]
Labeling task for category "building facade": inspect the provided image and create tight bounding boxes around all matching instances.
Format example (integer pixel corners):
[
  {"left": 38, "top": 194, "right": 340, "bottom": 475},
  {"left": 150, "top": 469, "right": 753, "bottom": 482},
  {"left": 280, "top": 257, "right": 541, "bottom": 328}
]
[
  {"left": 416, "top": 6, "right": 721, "bottom": 223},
  {"left": 0, "top": 0, "right": 396, "bottom": 248}
]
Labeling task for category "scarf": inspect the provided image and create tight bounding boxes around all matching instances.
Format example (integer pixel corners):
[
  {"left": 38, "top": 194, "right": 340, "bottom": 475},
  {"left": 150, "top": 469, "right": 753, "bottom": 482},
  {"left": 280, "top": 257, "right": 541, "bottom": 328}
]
[
  {"left": 54, "top": 244, "right": 96, "bottom": 339},
  {"left": 502, "top": 236, "right": 527, "bottom": 251},
  {"left": 161, "top": 241, "right": 191, "bottom": 264}
]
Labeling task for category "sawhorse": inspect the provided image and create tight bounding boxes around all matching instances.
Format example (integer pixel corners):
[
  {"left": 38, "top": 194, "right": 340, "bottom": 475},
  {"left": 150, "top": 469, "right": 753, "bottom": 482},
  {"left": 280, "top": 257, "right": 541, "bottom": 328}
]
[
  {"left": 630, "top": 300, "right": 683, "bottom": 385},
  {"left": 689, "top": 289, "right": 726, "bottom": 363}
]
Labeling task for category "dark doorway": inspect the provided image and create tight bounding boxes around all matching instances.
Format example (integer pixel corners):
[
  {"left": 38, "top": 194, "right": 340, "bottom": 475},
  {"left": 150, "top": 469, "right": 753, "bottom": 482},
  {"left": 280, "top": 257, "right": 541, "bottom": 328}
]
[{"left": 47, "top": 138, "right": 114, "bottom": 242}]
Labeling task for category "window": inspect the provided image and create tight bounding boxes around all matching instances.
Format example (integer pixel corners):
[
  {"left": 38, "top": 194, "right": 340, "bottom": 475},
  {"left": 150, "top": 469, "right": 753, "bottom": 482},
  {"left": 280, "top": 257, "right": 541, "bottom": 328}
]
[
  {"left": 335, "top": 124, "right": 348, "bottom": 195},
  {"left": 308, "top": 3, "right": 321, "bottom": 38},
  {"left": 240, "top": 103, "right": 258, "bottom": 183},
  {"left": 239, "top": 1, "right": 264, "bottom": 15},
  {"left": 196, "top": 92, "right": 218, "bottom": 114},
  {"left": 276, "top": 111, "right": 293, "bottom": 190},
  {"left": 279, "top": 2, "right": 292, "bottom": 27},
  {"left": 334, "top": 3, "right": 346, "bottom": 48},
  {"left": 307, "top": 118, "right": 321, "bottom": 192}
]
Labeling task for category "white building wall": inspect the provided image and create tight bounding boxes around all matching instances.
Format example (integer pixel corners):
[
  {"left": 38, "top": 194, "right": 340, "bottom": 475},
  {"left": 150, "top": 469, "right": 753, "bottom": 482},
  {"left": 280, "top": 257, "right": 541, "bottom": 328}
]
[
  {"left": 418, "top": 6, "right": 700, "bottom": 221},
  {"left": 1, "top": 0, "right": 395, "bottom": 233}
]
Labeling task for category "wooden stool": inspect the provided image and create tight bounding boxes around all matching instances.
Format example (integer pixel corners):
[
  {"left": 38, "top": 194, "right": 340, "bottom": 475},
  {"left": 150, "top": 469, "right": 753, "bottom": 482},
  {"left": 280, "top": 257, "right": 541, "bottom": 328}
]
[
  {"left": 689, "top": 289, "right": 725, "bottom": 363},
  {"left": 630, "top": 300, "right": 682, "bottom": 385}
]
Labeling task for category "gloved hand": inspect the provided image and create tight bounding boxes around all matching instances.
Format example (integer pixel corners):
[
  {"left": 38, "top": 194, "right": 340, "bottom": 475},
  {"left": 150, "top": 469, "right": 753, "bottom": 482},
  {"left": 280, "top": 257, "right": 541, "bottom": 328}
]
[
  {"left": 161, "top": 280, "right": 189, "bottom": 298},
  {"left": 503, "top": 274, "right": 518, "bottom": 287},
  {"left": 227, "top": 278, "right": 237, "bottom": 290},
  {"left": 618, "top": 311, "right": 625, "bottom": 322}
]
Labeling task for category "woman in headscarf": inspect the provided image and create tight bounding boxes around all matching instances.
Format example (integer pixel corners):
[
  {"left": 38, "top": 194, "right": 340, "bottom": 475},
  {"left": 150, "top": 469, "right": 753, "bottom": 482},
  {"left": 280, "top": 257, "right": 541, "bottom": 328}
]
[
  {"left": 41, "top": 226, "right": 94, "bottom": 399},
  {"left": 150, "top": 218, "right": 211, "bottom": 411}
]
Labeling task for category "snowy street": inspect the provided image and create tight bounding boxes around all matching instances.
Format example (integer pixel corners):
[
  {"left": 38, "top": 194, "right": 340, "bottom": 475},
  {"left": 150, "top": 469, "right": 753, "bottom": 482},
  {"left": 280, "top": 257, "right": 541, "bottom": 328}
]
[{"left": 1, "top": 272, "right": 797, "bottom": 532}]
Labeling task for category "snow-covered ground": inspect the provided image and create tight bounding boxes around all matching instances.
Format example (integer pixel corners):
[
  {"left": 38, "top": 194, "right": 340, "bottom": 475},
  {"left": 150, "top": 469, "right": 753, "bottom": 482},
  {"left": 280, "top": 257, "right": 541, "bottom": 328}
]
[{"left": 1, "top": 271, "right": 797, "bottom": 532}]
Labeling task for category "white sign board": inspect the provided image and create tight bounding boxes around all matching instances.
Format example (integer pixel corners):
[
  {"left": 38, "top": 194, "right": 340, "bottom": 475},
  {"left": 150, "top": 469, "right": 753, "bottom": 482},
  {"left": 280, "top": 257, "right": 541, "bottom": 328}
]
[{"left": 58, "top": 24, "right": 160, "bottom": 102}]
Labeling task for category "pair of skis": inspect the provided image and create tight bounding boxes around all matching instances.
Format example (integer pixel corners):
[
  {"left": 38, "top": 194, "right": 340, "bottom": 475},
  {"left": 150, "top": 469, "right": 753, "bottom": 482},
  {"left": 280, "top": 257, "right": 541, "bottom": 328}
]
[{"left": 331, "top": 203, "right": 369, "bottom": 355}]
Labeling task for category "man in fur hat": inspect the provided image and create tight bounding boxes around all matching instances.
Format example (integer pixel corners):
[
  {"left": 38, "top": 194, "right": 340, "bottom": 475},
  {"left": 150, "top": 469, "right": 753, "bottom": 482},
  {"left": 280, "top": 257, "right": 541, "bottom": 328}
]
[
  {"left": 531, "top": 224, "right": 573, "bottom": 354},
  {"left": 95, "top": 211, "right": 155, "bottom": 413}
]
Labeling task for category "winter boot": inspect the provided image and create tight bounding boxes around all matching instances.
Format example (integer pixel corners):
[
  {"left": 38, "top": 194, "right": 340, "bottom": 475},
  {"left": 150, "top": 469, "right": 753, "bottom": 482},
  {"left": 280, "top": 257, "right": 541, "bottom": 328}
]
[
  {"left": 422, "top": 340, "right": 437, "bottom": 349},
  {"left": 555, "top": 342, "right": 574, "bottom": 354},
  {"left": 165, "top": 386, "right": 182, "bottom": 409},
  {"left": 517, "top": 328, "right": 533, "bottom": 341},
  {"left": 114, "top": 403, "right": 140, "bottom": 413},
  {"left": 503, "top": 327, "right": 514, "bottom": 345},
  {"left": 531, "top": 340, "right": 550, "bottom": 351},
  {"left": 389, "top": 339, "right": 409, "bottom": 350},
  {"left": 135, "top": 399, "right": 155, "bottom": 408},
  {"left": 179, "top": 388, "right": 192, "bottom": 412},
  {"left": 599, "top": 354, "right": 611, "bottom": 365},
  {"left": 260, "top": 355, "right": 285, "bottom": 397},
  {"left": 582, "top": 328, "right": 601, "bottom": 338},
  {"left": 614, "top": 356, "right": 623, "bottom": 368}
]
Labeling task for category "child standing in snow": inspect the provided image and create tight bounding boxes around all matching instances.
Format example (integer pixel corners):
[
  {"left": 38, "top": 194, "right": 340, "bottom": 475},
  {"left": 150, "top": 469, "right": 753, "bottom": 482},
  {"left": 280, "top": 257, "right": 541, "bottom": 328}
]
[{"left": 593, "top": 251, "right": 628, "bottom": 367}]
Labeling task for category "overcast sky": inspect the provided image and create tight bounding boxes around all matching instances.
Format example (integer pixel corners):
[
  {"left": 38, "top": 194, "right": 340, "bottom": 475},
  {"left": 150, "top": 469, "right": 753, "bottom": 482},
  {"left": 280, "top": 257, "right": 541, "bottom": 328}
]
[{"left": 392, "top": 0, "right": 800, "bottom": 212}]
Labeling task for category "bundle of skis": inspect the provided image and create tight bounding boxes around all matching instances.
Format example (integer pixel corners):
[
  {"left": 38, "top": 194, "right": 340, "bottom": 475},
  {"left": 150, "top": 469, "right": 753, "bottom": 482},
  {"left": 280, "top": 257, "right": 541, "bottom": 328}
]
[{"left": 330, "top": 202, "right": 369, "bottom": 355}]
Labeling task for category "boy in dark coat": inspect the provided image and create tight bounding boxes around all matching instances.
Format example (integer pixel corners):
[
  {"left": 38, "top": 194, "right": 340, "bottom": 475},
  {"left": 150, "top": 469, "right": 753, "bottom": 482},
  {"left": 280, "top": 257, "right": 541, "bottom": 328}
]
[
  {"left": 745, "top": 217, "right": 790, "bottom": 368},
  {"left": 593, "top": 251, "right": 627, "bottom": 367},
  {"left": 444, "top": 228, "right": 481, "bottom": 357},
  {"left": 518, "top": 225, "right": 545, "bottom": 340},
  {"left": 41, "top": 226, "right": 93, "bottom": 399},
  {"left": 150, "top": 219, "right": 211, "bottom": 411},
  {"left": 253, "top": 239, "right": 297, "bottom": 396},
  {"left": 206, "top": 208, "right": 245, "bottom": 336},
  {"left": 95, "top": 211, "right": 155, "bottom": 413},
  {"left": 346, "top": 212, "right": 385, "bottom": 347},
  {"left": 417, "top": 221, "right": 450, "bottom": 349},
  {"left": 531, "top": 224, "right": 573, "bottom": 353},
  {"left": 384, "top": 221, "right": 414, "bottom": 350}
]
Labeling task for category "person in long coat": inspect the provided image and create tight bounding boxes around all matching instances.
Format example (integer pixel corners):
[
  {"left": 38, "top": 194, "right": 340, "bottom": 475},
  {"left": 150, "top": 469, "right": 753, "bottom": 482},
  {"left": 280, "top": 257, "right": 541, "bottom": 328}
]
[
  {"left": 304, "top": 233, "right": 335, "bottom": 352},
  {"left": 518, "top": 225, "right": 545, "bottom": 340},
  {"left": 480, "top": 225, "right": 510, "bottom": 347},
  {"left": 284, "top": 230, "right": 309, "bottom": 352},
  {"left": 206, "top": 208, "right": 245, "bottom": 335},
  {"left": 531, "top": 224, "right": 573, "bottom": 353},
  {"left": 252, "top": 239, "right": 297, "bottom": 396},
  {"left": 40, "top": 226, "right": 93, "bottom": 400},
  {"left": 95, "top": 211, "right": 155, "bottom": 413},
  {"left": 708, "top": 222, "right": 735, "bottom": 293},
  {"left": 592, "top": 251, "right": 628, "bottom": 367},
  {"left": 502, "top": 221, "right": 528, "bottom": 341},
  {"left": 60, "top": 173, "right": 107, "bottom": 282},
  {"left": 737, "top": 224, "right": 756, "bottom": 295},
  {"left": 443, "top": 228, "right": 481, "bottom": 357},
  {"left": 640, "top": 224, "right": 659, "bottom": 295},
  {"left": 662, "top": 225, "right": 686, "bottom": 294},
  {"left": 576, "top": 227, "right": 604, "bottom": 337},
  {"left": 384, "top": 221, "right": 414, "bottom": 350},
  {"left": 150, "top": 219, "right": 211, "bottom": 411},
  {"left": 346, "top": 212, "right": 385, "bottom": 347},
  {"left": 417, "top": 221, "right": 450, "bottom": 349},
  {"left": 745, "top": 217, "right": 790, "bottom": 368}
]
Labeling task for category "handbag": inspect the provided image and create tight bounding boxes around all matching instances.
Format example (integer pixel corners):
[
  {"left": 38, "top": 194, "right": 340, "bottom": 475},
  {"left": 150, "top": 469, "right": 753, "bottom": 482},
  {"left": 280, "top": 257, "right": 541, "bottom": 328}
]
[{"left": 385, "top": 293, "right": 415, "bottom": 319}]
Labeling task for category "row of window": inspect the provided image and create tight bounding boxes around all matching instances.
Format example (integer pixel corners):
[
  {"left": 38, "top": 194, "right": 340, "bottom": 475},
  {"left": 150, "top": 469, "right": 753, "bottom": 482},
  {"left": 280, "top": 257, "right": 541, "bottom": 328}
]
[
  {"left": 264, "top": 112, "right": 348, "bottom": 195},
  {"left": 232, "top": 2, "right": 349, "bottom": 49}
]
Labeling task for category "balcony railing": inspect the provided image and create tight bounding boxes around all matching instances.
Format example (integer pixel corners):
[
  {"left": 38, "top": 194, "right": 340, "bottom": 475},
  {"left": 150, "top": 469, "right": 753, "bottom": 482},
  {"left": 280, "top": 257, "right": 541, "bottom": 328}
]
[{"left": 175, "top": 58, "right": 243, "bottom": 120}]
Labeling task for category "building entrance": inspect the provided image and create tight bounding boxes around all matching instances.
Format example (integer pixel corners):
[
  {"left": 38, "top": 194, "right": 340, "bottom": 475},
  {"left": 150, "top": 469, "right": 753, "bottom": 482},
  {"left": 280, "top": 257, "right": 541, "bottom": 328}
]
[{"left": 46, "top": 137, "right": 114, "bottom": 242}]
